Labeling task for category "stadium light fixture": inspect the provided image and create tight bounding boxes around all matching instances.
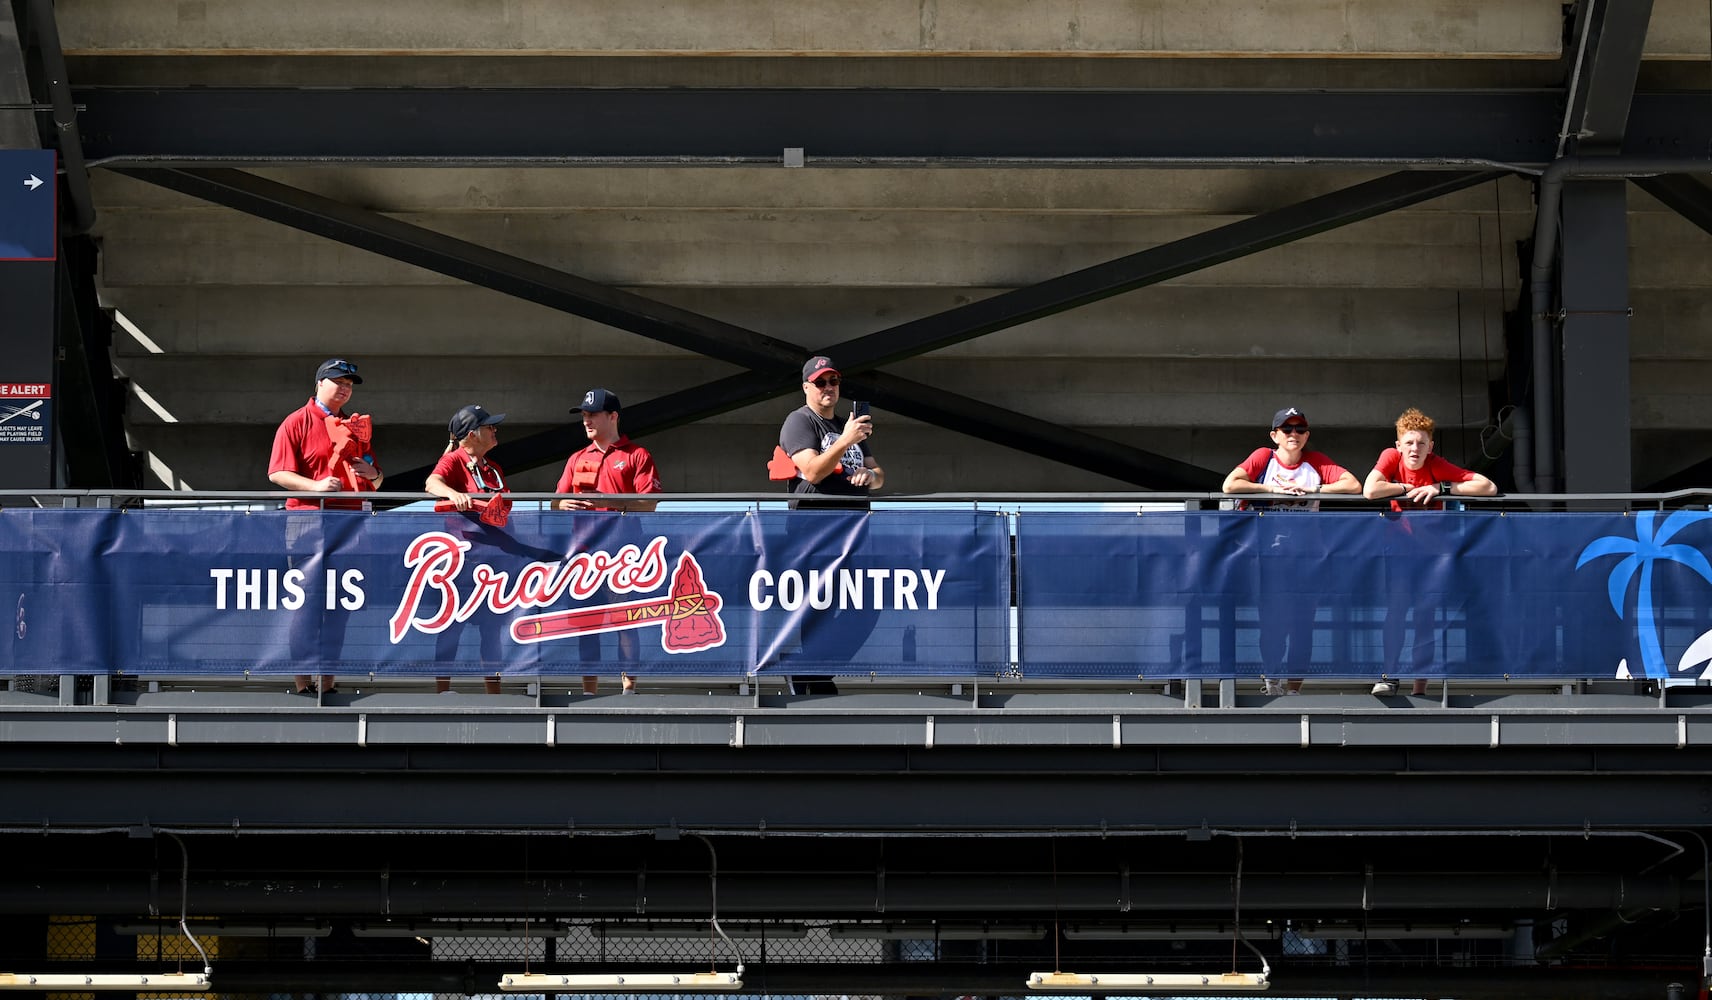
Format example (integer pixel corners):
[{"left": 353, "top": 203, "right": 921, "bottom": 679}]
[
  {"left": 38, "top": 832, "right": 219, "bottom": 991},
  {"left": 827, "top": 922, "right": 1047, "bottom": 941},
  {"left": 499, "top": 971, "right": 742, "bottom": 992},
  {"left": 596, "top": 921, "right": 807, "bottom": 939},
  {"left": 115, "top": 920, "right": 331, "bottom": 938},
  {"left": 498, "top": 834, "right": 745, "bottom": 993},
  {"left": 1063, "top": 923, "right": 1274, "bottom": 941},
  {"left": 1294, "top": 922, "right": 1513, "bottom": 941},
  {"left": 0, "top": 972, "right": 211, "bottom": 992},
  {"left": 1032, "top": 838, "right": 1271, "bottom": 992},
  {"left": 1028, "top": 970, "right": 1269, "bottom": 992},
  {"left": 353, "top": 920, "right": 569, "bottom": 939}
]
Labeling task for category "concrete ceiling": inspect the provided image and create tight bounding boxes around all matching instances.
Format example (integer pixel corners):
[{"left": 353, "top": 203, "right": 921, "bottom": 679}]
[{"left": 38, "top": 0, "right": 1712, "bottom": 494}]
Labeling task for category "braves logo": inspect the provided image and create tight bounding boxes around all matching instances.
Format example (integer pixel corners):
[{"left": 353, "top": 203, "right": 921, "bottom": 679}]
[
  {"left": 511, "top": 552, "right": 725, "bottom": 653},
  {"left": 388, "top": 532, "right": 726, "bottom": 654}
]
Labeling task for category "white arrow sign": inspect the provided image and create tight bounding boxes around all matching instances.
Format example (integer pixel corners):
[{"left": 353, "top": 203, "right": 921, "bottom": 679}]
[{"left": 23, "top": 175, "right": 42, "bottom": 191}]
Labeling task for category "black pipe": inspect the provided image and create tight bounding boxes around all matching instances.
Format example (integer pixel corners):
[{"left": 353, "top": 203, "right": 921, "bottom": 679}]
[{"left": 0, "top": 871, "right": 1682, "bottom": 917}]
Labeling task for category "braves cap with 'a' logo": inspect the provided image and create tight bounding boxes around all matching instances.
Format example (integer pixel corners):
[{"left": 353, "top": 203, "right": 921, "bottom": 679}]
[
  {"left": 1271, "top": 406, "right": 1308, "bottom": 429},
  {"left": 573, "top": 388, "right": 621, "bottom": 414}
]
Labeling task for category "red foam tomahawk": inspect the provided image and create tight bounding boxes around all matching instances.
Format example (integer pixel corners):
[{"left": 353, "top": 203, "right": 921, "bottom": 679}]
[
  {"left": 509, "top": 552, "right": 725, "bottom": 654},
  {"left": 324, "top": 413, "right": 377, "bottom": 493}
]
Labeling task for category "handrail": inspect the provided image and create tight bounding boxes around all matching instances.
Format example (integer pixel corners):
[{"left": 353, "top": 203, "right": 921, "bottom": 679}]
[{"left": 2, "top": 489, "right": 1710, "bottom": 506}]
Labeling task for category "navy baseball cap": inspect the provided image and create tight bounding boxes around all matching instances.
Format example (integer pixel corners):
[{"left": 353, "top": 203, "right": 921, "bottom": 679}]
[
  {"left": 449, "top": 404, "right": 505, "bottom": 441},
  {"left": 1271, "top": 406, "right": 1309, "bottom": 429},
  {"left": 573, "top": 388, "right": 621, "bottom": 414},
  {"left": 803, "top": 356, "right": 838, "bottom": 382},
  {"left": 315, "top": 358, "right": 363, "bottom": 384}
]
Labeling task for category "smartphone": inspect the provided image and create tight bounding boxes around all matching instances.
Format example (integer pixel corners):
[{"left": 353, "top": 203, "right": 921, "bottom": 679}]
[{"left": 852, "top": 400, "right": 871, "bottom": 418}]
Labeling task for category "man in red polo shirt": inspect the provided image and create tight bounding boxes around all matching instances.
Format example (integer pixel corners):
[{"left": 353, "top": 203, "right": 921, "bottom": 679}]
[
  {"left": 268, "top": 358, "right": 382, "bottom": 510},
  {"left": 554, "top": 389, "right": 663, "bottom": 694},
  {"left": 554, "top": 389, "right": 662, "bottom": 512},
  {"left": 267, "top": 358, "right": 383, "bottom": 697}
]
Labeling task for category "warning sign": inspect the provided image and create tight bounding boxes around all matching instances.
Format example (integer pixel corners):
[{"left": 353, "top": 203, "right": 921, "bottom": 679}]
[{"left": 0, "top": 384, "right": 50, "bottom": 444}]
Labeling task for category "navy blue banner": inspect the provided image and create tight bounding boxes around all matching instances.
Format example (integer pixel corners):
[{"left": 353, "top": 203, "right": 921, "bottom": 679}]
[
  {"left": 1017, "top": 510, "right": 1712, "bottom": 682},
  {"left": 6, "top": 508, "right": 1709, "bottom": 681},
  {"left": 0, "top": 509, "right": 1010, "bottom": 678},
  {"left": 0, "top": 150, "right": 57, "bottom": 261}
]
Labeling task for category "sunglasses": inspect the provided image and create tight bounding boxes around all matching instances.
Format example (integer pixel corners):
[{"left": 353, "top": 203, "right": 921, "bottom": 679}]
[
  {"left": 1276, "top": 425, "right": 1310, "bottom": 435},
  {"left": 812, "top": 376, "right": 841, "bottom": 388}
]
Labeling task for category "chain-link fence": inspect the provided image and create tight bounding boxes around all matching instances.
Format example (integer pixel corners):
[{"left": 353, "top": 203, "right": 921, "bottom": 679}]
[{"left": 14, "top": 914, "right": 1568, "bottom": 999}]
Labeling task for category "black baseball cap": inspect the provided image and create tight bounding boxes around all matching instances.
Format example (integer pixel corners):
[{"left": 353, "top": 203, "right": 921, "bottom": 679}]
[
  {"left": 449, "top": 404, "right": 505, "bottom": 441},
  {"left": 1271, "top": 406, "right": 1309, "bottom": 429},
  {"left": 803, "top": 356, "right": 839, "bottom": 382},
  {"left": 573, "top": 388, "right": 621, "bottom": 414},
  {"left": 315, "top": 358, "right": 363, "bottom": 384}
]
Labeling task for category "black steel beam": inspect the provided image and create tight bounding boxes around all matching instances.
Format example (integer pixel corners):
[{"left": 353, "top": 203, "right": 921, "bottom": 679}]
[
  {"left": 1557, "top": 180, "right": 1631, "bottom": 492},
  {"left": 18, "top": 0, "right": 94, "bottom": 232},
  {"left": 482, "top": 170, "right": 1500, "bottom": 487},
  {"left": 54, "top": 236, "right": 134, "bottom": 488},
  {"left": 112, "top": 169, "right": 1492, "bottom": 491},
  {"left": 1645, "top": 453, "right": 1712, "bottom": 492},
  {"left": 482, "top": 367, "right": 1221, "bottom": 490},
  {"left": 1634, "top": 174, "right": 1712, "bottom": 239},
  {"left": 822, "top": 169, "right": 1505, "bottom": 375},
  {"left": 1561, "top": 0, "right": 1655, "bottom": 153},
  {"left": 69, "top": 88, "right": 1712, "bottom": 166},
  {"left": 116, "top": 167, "right": 1214, "bottom": 490},
  {"left": 112, "top": 166, "right": 802, "bottom": 372},
  {"left": 855, "top": 370, "right": 1220, "bottom": 489},
  {"left": 3, "top": 764, "right": 1711, "bottom": 832},
  {"left": 72, "top": 88, "right": 1579, "bottom": 164}
]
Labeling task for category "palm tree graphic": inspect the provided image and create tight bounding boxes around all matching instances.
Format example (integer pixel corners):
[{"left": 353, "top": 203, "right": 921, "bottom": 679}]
[{"left": 1576, "top": 511, "right": 1712, "bottom": 679}]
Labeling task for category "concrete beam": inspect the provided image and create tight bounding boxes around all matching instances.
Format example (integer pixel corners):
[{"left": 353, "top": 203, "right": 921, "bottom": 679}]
[
  {"left": 91, "top": 208, "right": 1504, "bottom": 288},
  {"left": 101, "top": 285, "right": 1509, "bottom": 361},
  {"left": 63, "top": 53, "right": 1572, "bottom": 90},
  {"left": 0, "top": 6, "right": 35, "bottom": 148},
  {"left": 127, "top": 408, "right": 1495, "bottom": 495},
  {"left": 58, "top": 0, "right": 1564, "bottom": 57},
  {"left": 93, "top": 166, "right": 1541, "bottom": 215},
  {"left": 1643, "top": 0, "right": 1712, "bottom": 57},
  {"left": 116, "top": 354, "right": 1494, "bottom": 430}
]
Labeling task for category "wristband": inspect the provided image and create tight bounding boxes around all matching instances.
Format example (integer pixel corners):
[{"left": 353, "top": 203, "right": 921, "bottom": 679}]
[{"left": 1438, "top": 481, "right": 1452, "bottom": 496}]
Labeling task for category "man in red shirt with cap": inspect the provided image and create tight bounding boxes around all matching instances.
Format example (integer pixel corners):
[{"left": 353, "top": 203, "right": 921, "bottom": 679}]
[
  {"left": 267, "top": 358, "right": 383, "bottom": 697},
  {"left": 554, "top": 389, "right": 663, "bottom": 693},
  {"left": 1222, "top": 405, "right": 1361, "bottom": 695}
]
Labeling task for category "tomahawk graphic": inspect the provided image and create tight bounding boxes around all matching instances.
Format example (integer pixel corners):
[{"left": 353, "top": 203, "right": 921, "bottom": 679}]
[{"left": 509, "top": 552, "right": 725, "bottom": 653}]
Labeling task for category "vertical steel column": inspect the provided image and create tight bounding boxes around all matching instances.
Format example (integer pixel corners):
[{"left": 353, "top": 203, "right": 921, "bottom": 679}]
[
  {"left": 0, "top": 3, "right": 32, "bottom": 147},
  {"left": 1558, "top": 180, "right": 1632, "bottom": 493}
]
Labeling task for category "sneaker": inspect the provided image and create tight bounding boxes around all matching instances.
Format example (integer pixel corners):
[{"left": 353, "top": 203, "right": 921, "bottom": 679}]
[
  {"left": 1371, "top": 680, "right": 1398, "bottom": 696},
  {"left": 290, "top": 683, "right": 318, "bottom": 696},
  {"left": 1262, "top": 679, "right": 1287, "bottom": 696}
]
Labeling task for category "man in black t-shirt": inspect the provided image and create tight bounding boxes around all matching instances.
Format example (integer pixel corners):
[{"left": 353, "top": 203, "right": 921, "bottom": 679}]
[
  {"left": 772, "top": 356, "right": 886, "bottom": 695},
  {"left": 777, "top": 356, "right": 884, "bottom": 499}
]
